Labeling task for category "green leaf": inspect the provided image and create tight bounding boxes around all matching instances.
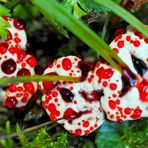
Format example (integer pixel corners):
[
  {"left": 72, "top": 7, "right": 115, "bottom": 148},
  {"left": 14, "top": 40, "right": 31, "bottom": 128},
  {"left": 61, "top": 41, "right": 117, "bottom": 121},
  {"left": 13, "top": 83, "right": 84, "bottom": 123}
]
[
  {"left": 95, "top": 0, "right": 148, "bottom": 37},
  {"left": 0, "top": 5, "right": 11, "bottom": 39},
  {"left": 33, "top": 1, "right": 69, "bottom": 38},
  {"left": 61, "top": 0, "right": 108, "bottom": 18},
  {"left": 0, "top": 4, "right": 10, "bottom": 16}
]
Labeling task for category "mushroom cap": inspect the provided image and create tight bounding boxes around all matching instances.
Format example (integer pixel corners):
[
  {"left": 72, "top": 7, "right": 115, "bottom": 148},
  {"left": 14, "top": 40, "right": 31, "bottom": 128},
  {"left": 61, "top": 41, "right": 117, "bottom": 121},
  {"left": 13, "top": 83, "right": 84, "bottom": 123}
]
[
  {"left": 0, "top": 17, "right": 27, "bottom": 50},
  {"left": 41, "top": 56, "right": 104, "bottom": 136},
  {"left": 91, "top": 26, "right": 148, "bottom": 122}
]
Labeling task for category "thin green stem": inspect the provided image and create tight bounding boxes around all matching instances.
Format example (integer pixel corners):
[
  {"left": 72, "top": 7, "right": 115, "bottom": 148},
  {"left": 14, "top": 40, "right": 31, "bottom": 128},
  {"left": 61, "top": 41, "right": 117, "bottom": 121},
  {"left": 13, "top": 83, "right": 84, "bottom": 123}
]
[
  {"left": 0, "top": 75, "right": 80, "bottom": 86},
  {"left": 0, "top": 121, "right": 58, "bottom": 140}
]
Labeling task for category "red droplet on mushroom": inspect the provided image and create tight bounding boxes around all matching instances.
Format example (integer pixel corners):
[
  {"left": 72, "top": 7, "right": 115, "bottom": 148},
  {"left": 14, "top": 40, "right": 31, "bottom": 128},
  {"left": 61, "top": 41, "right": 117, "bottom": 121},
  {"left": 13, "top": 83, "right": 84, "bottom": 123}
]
[
  {"left": 75, "top": 129, "right": 82, "bottom": 136},
  {"left": 26, "top": 56, "right": 37, "bottom": 67},
  {"left": 96, "top": 67, "right": 114, "bottom": 82},
  {"left": 9, "top": 84, "right": 17, "bottom": 92},
  {"left": 130, "top": 108, "right": 142, "bottom": 119},
  {"left": 17, "top": 68, "right": 31, "bottom": 76},
  {"left": 62, "top": 58, "right": 72, "bottom": 70},
  {"left": 42, "top": 72, "right": 58, "bottom": 93},
  {"left": 117, "top": 40, "right": 124, "bottom": 48},
  {"left": 124, "top": 107, "right": 132, "bottom": 115},
  {"left": 13, "top": 18, "right": 26, "bottom": 30},
  {"left": 23, "top": 82, "right": 35, "bottom": 94},
  {"left": 6, "top": 30, "right": 12, "bottom": 41},
  {"left": 5, "top": 96, "right": 18, "bottom": 108},
  {"left": 109, "top": 83, "right": 117, "bottom": 90},
  {"left": 17, "top": 50, "right": 26, "bottom": 61},
  {"left": 108, "top": 100, "right": 116, "bottom": 110},
  {"left": 0, "top": 42, "right": 9, "bottom": 54},
  {"left": 1, "top": 59, "right": 16, "bottom": 74},
  {"left": 137, "top": 79, "right": 148, "bottom": 102}
]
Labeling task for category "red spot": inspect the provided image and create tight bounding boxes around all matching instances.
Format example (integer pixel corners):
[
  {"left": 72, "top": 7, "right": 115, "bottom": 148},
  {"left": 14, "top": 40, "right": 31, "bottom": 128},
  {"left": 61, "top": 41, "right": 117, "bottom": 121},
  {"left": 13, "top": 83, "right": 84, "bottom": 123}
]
[
  {"left": 62, "top": 58, "right": 72, "bottom": 70},
  {"left": 26, "top": 56, "right": 37, "bottom": 67},
  {"left": 17, "top": 50, "right": 26, "bottom": 61},
  {"left": 102, "top": 81, "right": 108, "bottom": 87},
  {"left": 109, "top": 100, "right": 116, "bottom": 110},
  {"left": 96, "top": 67, "right": 114, "bottom": 83},
  {"left": 124, "top": 108, "right": 131, "bottom": 115},
  {"left": 83, "top": 121, "right": 89, "bottom": 128},
  {"left": 126, "top": 36, "right": 131, "bottom": 41},
  {"left": 5, "top": 97, "right": 18, "bottom": 108},
  {"left": 113, "top": 48, "right": 119, "bottom": 54},
  {"left": 47, "top": 103, "right": 60, "bottom": 120},
  {"left": 117, "top": 40, "right": 124, "bottom": 48},
  {"left": 23, "top": 82, "right": 35, "bottom": 94},
  {"left": 6, "top": 30, "right": 12, "bottom": 41},
  {"left": 110, "top": 83, "right": 117, "bottom": 90},
  {"left": 130, "top": 108, "right": 142, "bottom": 119},
  {"left": 42, "top": 72, "right": 58, "bottom": 93},
  {"left": 137, "top": 79, "right": 148, "bottom": 102},
  {"left": 14, "top": 37, "right": 21, "bottom": 43},
  {"left": 9, "top": 84, "right": 16, "bottom": 92},
  {"left": 0, "top": 42, "right": 9, "bottom": 54},
  {"left": 13, "top": 18, "right": 26, "bottom": 30},
  {"left": 144, "top": 38, "right": 148, "bottom": 43},
  {"left": 75, "top": 129, "right": 82, "bottom": 136},
  {"left": 133, "top": 40, "right": 140, "bottom": 47},
  {"left": 17, "top": 68, "right": 31, "bottom": 76},
  {"left": 52, "top": 91, "right": 58, "bottom": 97},
  {"left": 1, "top": 59, "right": 16, "bottom": 74}
]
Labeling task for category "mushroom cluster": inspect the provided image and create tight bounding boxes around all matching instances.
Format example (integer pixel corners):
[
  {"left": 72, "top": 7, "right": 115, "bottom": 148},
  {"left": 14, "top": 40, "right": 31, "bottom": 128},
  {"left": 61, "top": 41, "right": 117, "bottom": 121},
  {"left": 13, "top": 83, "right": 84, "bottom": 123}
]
[{"left": 0, "top": 17, "right": 147, "bottom": 136}]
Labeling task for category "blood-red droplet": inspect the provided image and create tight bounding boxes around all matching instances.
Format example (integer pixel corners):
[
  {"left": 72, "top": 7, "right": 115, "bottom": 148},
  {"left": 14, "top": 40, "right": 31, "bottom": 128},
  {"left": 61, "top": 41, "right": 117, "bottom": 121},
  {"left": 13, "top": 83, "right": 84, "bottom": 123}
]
[
  {"left": 13, "top": 18, "right": 26, "bottom": 30},
  {"left": 108, "top": 100, "right": 116, "bottom": 110},
  {"left": 124, "top": 108, "right": 131, "bottom": 115},
  {"left": 23, "top": 82, "right": 35, "bottom": 94},
  {"left": 17, "top": 68, "right": 31, "bottom": 76},
  {"left": 26, "top": 56, "right": 37, "bottom": 67},
  {"left": 137, "top": 79, "right": 148, "bottom": 102},
  {"left": 75, "top": 129, "right": 82, "bottom": 136},
  {"left": 0, "top": 42, "right": 9, "bottom": 54},
  {"left": 62, "top": 58, "right": 72, "bottom": 70},
  {"left": 130, "top": 108, "right": 142, "bottom": 119},
  {"left": 5, "top": 97, "right": 18, "bottom": 108},
  {"left": 110, "top": 83, "right": 117, "bottom": 90},
  {"left": 1, "top": 59, "right": 16, "bottom": 74}
]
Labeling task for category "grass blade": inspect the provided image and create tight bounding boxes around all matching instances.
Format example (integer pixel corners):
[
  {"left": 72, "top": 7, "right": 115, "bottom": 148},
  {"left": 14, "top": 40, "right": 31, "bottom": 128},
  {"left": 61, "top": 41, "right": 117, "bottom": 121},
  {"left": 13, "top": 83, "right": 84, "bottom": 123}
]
[
  {"left": 95, "top": 0, "right": 148, "bottom": 37},
  {"left": 0, "top": 75, "right": 80, "bottom": 86}
]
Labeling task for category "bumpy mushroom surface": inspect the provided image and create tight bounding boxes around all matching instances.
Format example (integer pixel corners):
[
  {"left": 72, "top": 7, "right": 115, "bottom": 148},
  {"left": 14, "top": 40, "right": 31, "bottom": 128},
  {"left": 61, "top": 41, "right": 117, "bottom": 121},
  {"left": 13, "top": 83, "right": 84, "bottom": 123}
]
[
  {"left": 92, "top": 26, "right": 148, "bottom": 122},
  {"left": 0, "top": 17, "right": 27, "bottom": 50},
  {"left": 0, "top": 42, "right": 37, "bottom": 108},
  {"left": 41, "top": 56, "right": 104, "bottom": 136}
]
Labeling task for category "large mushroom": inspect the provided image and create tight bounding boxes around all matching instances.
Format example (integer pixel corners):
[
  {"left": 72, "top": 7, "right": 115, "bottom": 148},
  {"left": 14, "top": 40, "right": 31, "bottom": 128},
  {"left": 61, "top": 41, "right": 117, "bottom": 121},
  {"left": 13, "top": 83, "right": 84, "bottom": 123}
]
[
  {"left": 41, "top": 56, "right": 104, "bottom": 136},
  {"left": 91, "top": 26, "right": 148, "bottom": 122}
]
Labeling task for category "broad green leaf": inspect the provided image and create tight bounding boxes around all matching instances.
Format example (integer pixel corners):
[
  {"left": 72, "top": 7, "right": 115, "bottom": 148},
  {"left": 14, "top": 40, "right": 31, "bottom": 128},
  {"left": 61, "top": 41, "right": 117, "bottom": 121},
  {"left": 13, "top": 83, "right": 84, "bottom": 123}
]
[
  {"left": 0, "top": 16, "right": 10, "bottom": 39},
  {"left": 0, "top": 4, "right": 10, "bottom": 16},
  {"left": 61, "top": 0, "right": 109, "bottom": 18}
]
